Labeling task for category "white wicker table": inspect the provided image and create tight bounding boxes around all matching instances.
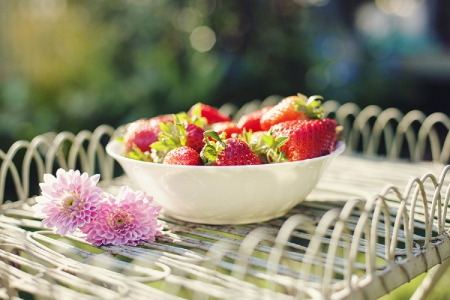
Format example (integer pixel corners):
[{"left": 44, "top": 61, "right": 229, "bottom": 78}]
[{"left": 1, "top": 100, "right": 449, "bottom": 299}]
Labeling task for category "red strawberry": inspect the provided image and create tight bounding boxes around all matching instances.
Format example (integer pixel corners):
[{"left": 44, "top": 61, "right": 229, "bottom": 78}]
[
  {"left": 271, "top": 118, "right": 338, "bottom": 161},
  {"left": 123, "top": 119, "right": 161, "bottom": 152},
  {"left": 185, "top": 123, "right": 205, "bottom": 152},
  {"left": 211, "top": 121, "right": 241, "bottom": 137},
  {"left": 163, "top": 146, "right": 202, "bottom": 165},
  {"left": 201, "top": 131, "right": 262, "bottom": 166},
  {"left": 188, "top": 103, "right": 231, "bottom": 124},
  {"left": 260, "top": 94, "right": 324, "bottom": 130},
  {"left": 237, "top": 106, "right": 273, "bottom": 132}
]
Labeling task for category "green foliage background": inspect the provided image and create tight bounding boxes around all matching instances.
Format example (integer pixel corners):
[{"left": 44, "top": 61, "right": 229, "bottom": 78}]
[{"left": 1, "top": 0, "right": 446, "bottom": 152}]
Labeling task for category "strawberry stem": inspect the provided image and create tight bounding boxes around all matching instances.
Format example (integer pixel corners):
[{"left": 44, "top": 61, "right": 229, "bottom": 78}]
[
  {"left": 150, "top": 112, "right": 206, "bottom": 162},
  {"left": 200, "top": 130, "right": 227, "bottom": 165},
  {"left": 245, "top": 128, "right": 289, "bottom": 163},
  {"left": 125, "top": 145, "right": 153, "bottom": 162},
  {"left": 294, "top": 93, "right": 324, "bottom": 120},
  {"left": 188, "top": 103, "right": 208, "bottom": 126}
]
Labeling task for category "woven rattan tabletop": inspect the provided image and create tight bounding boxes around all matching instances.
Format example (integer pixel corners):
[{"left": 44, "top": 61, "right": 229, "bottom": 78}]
[{"left": 1, "top": 100, "right": 450, "bottom": 299}]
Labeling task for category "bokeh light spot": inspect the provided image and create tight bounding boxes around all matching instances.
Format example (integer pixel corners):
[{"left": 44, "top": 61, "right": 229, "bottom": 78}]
[
  {"left": 375, "top": 0, "right": 425, "bottom": 18},
  {"left": 355, "top": 3, "right": 391, "bottom": 38},
  {"left": 174, "top": 8, "right": 201, "bottom": 33},
  {"left": 190, "top": 26, "right": 216, "bottom": 52}
]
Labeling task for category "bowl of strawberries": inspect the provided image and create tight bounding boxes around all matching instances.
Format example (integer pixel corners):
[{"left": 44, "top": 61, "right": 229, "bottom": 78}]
[{"left": 106, "top": 93, "right": 345, "bottom": 225}]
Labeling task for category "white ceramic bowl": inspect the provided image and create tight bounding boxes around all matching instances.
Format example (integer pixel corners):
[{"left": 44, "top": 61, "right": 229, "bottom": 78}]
[{"left": 106, "top": 140, "right": 345, "bottom": 225}]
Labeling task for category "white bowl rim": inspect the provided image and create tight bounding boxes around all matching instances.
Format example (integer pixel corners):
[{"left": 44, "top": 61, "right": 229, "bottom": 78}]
[{"left": 106, "top": 140, "right": 346, "bottom": 169}]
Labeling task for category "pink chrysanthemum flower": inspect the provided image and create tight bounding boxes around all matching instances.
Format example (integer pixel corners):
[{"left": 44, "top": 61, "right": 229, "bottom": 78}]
[
  {"left": 33, "top": 169, "right": 102, "bottom": 236},
  {"left": 80, "top": 186, "right": 162, "bottom": 246}
]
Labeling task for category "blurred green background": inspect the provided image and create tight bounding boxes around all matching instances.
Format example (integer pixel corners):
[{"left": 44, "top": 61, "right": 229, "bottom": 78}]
[
  {"left": 1, "top": 0, "right": 450, "bottom": 298},
  {"left": 1, "top": 0, "right": 450, "bottom": 152}
]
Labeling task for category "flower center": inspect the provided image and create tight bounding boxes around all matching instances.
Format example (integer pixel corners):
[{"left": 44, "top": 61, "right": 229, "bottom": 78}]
[
  {"left": 62, "top": 194, "right": 82, "bottom": 213},
  {"left": 65, "top": 197, "right": 75, "bottom": 207},
  {"left": 109, "top": 210, "right": 131, "bottom": 230}
]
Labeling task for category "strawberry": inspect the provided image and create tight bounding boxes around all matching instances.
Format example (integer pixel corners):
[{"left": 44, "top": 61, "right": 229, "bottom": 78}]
[
  {"left": 271, "top": 118, "right": 338, "bottom": 161},
  {"left": 201, "top": 131, "right": 262, "bottom": 166},
  {"left": 123, "top": 119, "right": 161, "bottom": 152},
  {"left": 149, "top": 114, "right": 174, "bottom": 126},
  {"left": 260, "top": 93, "right": 324, "bottom": 130},
  {"left": 151, "top": 114, "right": 205, "bottom": 162},
  {"left": 237, "top": 106, "right": 273, "bottom": 132},
  {"left": 163, "top": 146, "right": 202, "bottom": 165},
  {"left": 211, "top": 121, "right": 241, "bottom": 137},
  {"left": 188, "top": 103, "right": 231, "bottom": 124},
  {"left": 184, "top": 123, "right": 206, "bottom": 152}
]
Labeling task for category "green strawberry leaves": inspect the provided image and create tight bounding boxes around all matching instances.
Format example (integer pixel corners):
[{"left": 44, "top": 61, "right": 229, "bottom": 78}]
[
  {"left": 150, "top": 112, "right": 206, "bottom": 160},
  {"left": 262, "top": 131, "right": 289, "bottom": 163},
  {"left": 243, "top": 128, "right": 289, "bottom": 164},
  {"left": 294, "top": 93, "right": 324, "bottom": 120},
  {"left": 200, "top": 130, "right": 227, "bottom": 165},
  {"left": 187, "top": 103, "right": 209, "bottom": 126},
  {"left": 125, "top": 145, "right": 153, "bottom": 162},
  {"left": 115, "top": 136, "right": 153, "bottom": 162}
]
